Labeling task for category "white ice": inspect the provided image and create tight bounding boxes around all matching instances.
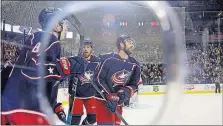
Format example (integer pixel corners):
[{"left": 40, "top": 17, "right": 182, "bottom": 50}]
[{"left": 57, "top": 94, "right": 222, "bottom": 125}]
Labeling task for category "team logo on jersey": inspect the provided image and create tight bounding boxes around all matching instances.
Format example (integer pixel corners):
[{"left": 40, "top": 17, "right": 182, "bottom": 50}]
[
  {"left": 79, "top": 70, "right": 94, "bottom": 85},
  {"left": 112, "top": 69, "right": 131, "bottom": 86},
  {"left": 48, "top": 67, "right": 54, "bottom": 74}
]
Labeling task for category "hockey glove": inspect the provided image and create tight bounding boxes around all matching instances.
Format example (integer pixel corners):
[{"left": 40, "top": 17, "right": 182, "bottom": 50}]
[
  {"left": 117, "top": 87, "right": 132, "bottom": 105},
  {"left": 105, "top": 93, "right": 120, "bottom": 113},
  {"left": 54, "top": 103, "right": 66, "bottom": 123},
  {"left": 56, "top": 56, "right": 88, "bottom": 79}
]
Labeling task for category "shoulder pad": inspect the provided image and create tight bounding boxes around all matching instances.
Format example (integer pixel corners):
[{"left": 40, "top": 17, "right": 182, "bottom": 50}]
[
  {"left": 129, "top": 56, "right": 140, "bottom": 66},
  {"left": 91, "top": 55, "right": 100, "bottom": 62},
  {"left": 98, "top": 52, "right": 114, "bottom": 59},
  {"left": 36, "top": 31, "right": 58, "bottom": 42}
]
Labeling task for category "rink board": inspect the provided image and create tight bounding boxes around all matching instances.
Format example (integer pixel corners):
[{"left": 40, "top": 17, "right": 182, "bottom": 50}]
[
  {"left": 139, "top": 83, "right": 223, "bottom": 95},
  {"left": 57, "top": 84, "right": 223, "bottom": 105}
]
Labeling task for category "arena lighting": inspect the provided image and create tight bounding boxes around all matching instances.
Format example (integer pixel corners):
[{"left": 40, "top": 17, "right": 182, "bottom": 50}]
[
  {"left": 147, "top": 1, "right": 170, "bottom": 31},
  {"left": 40, "top": 1, "right": 185, "bottom": 125},
  {"left": 1, "top": 23, "right": 12, "bottom": 32},
  {"left": 157, "top": 9, "right": 167, "bottom": 19},
  {"left": 66, "top": 32, "right": 73, "bottom": 38},
  {"left": 66, "top": 31, "right": 73, "bottom": 38},
  {"left": 147, "top": 1, "right": 158, "bottom": 8},
  {"left": 13, "top": 25, "right": 23, "bottom": 33},
  {"left": 1, "top": 23, "right": 24, "bottom": 33}
]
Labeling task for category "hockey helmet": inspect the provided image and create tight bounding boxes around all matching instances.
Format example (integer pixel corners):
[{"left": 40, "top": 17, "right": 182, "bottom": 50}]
[
  {"left": 83, "top": 39, "right": 93, "bottom": 47},
  {"left": 38, "top": 7, "right": 64, "bottom": 29},
  {"left": 116, "top": 34, "right": 135, "bottom": 50}
]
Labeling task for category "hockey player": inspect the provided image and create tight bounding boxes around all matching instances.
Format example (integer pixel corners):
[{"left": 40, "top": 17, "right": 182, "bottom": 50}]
[
  {"left": 124, "top": 75, "right": 143, "bottom": 107},
  {"left": 69, "top": 39, "right": 100, "bottom": 125},
  {"left": 215, "top": 73, "right": 221, "bottom": 93},
  {"left": 1, "top": 60, "right": 14, "bottom": 95},
  {"left": 1, "top": 7, "right": 87, "bottom": 125},
  {"left": 94, "top": 35, "right": 141, "bottom": 125}
]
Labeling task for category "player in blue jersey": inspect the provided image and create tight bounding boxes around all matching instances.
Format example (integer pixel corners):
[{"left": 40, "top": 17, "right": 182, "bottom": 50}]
[
  {"left": 1, "top": 60, "right": 14, "bottom": 95},
  {"left": 69, "top": 39, "right": 100, "bottom": 125},
  {"left": 94, "top": 35, "right": 141, "bottom": 125},
  {"left": 1, "top": 7, "right": 87, "bottom": 125}
]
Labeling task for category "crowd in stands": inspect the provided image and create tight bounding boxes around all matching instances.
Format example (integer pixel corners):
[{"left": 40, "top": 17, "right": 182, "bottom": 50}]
[
  {"left": 1, "top": 40, "right": 19, "bottom": 64},
  {"left": 140, "top": 63, "right": 167, "bottom": 85},
  {"left": 1, "top": 31, "right": 25, "bottom": 65},
  {"left": 140, "top": 42, "right": 222, "bottom": 85},
  {"left": 185, "top": 43, "right": 222, "bottom": 84},
  {"left": 3, "top": 32, "right": 221, "bottom": 85},
  {"left": 1, "top": 19, "right": 222, "bottom": 85}
]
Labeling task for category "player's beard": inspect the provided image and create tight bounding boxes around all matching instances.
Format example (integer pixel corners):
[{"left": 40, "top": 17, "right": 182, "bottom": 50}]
[
  {"left": 83, "top": 51, "right": 92, "bottom": 59},
  {"left": 124, "top": 47, "right": 133, "bottom": 55}
]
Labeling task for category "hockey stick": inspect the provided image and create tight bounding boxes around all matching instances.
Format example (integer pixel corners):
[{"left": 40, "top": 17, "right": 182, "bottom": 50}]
[
  {"left": 66, "top": 76, "right": 78, "bottom": 125},
  {"left": 88, "top": 79, "right": 129, "bottom": 125},
  {"left": 53, "top": 75, "right": 79, "bottom": 125},
  {"left": 65, "top": 14, "right": 86, "bottom": 125},
  {"left": 66, "top": 14, "right": 85, "bottom": 56}
]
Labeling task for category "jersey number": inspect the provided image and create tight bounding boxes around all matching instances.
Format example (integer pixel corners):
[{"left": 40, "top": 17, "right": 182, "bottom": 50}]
[{"left": 32, "top": 43, "right": 41, "bottom": 53}]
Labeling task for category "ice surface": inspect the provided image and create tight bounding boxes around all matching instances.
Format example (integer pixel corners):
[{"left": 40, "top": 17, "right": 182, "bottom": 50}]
[{"left": 58, "top": 94, "right": 222, "bottom": 125}]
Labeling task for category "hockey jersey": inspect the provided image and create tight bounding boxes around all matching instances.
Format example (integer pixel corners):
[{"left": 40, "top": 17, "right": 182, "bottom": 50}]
[
  {"left": 1, "top": 61, "right": 14, "bottom": 95},
  {"left": 94, "top": 52, "right": 141, "bottom": 99},
  {"left": 1, "top": 31, "right": 61, "bottom": 113},
  {"left": 69, "top": 55, "right": 100, "bottom": 98}
]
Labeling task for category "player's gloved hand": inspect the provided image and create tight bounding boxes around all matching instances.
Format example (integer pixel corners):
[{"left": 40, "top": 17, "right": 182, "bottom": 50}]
[
  {"left": 105, "top": 93, "right": 120, "bottom": 113},
  {"left": 54, "top": 103, "right": 67, "bottom": 123},
  {"left": 56, "top": 56, "right": 88, "bottom": 79},
  {"left": 117, "top": 87, "right": 132, "bottom": 105}
]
